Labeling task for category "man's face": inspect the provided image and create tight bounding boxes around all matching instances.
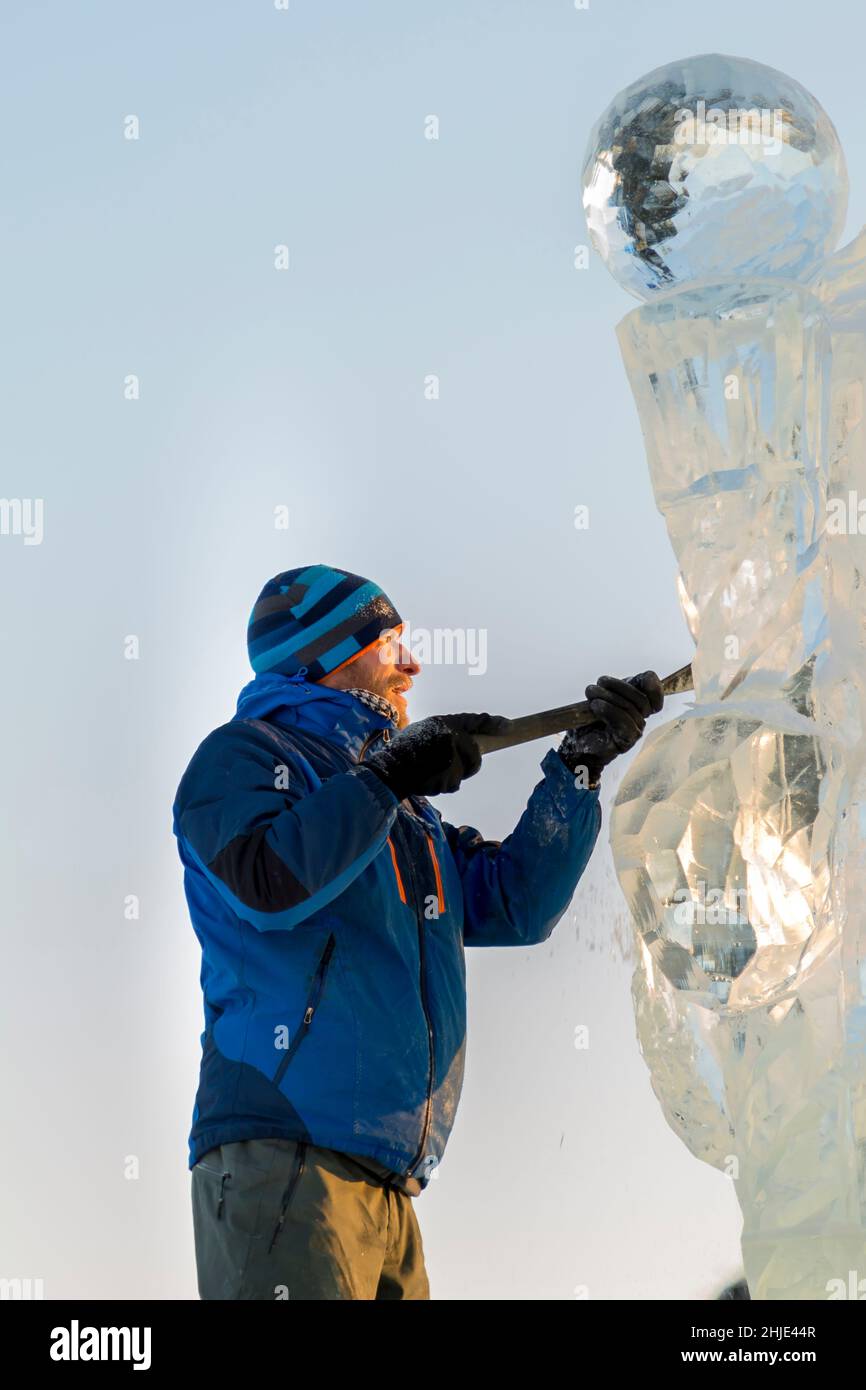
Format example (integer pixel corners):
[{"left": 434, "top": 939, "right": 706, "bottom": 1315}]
[{"left": 320, "top": 628, "right": 420, "bottom": 728}]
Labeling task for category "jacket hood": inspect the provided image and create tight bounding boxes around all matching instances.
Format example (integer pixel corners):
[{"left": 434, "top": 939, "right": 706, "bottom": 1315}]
[{"left": 234, "top": 671, "right": 394, "bottom": 759}]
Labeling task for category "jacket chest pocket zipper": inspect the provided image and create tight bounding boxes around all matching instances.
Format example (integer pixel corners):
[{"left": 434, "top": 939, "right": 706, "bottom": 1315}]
[
  {"left": 387, "top": 836, "right": 407, "bottom": 903},
  {"left": 425, "top": 833, "right": 446, "bottom": 915},
  {"left": 389, "top": 828, "right": 446, "bottom": 915},
  {"left": 273, "top": 934, "right": 336, "bottom": 1086}
]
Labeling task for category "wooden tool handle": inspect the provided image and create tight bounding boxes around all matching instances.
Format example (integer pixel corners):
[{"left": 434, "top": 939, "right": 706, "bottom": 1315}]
[{"left": 472, "top": 663, "right": 694, "bottom": 755}]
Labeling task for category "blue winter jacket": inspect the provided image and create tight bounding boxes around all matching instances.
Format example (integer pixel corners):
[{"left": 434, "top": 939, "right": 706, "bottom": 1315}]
[{"left": 173, "top": 672, "right": 602, "bottom": 1188}]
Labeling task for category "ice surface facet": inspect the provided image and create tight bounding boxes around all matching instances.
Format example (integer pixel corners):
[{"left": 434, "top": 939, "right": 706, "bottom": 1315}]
[{"left": 587, "top": 55, "right": 866, "bottom": 1298}]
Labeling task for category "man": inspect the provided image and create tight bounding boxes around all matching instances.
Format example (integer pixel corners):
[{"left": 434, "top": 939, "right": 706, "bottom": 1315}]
[{"left": 173, "top": 564, "right": 663, "bottom": 1300}]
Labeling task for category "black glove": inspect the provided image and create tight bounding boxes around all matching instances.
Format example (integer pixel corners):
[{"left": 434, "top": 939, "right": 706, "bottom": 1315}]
[
  {"left": 437, "top": 712, "right": 509, "bottom": 740},
  {"left": 363, "top": 712, "right": 505, "bottom": 800},
  {"left": 558, "top": 671, "right": 664, "bottom": 787}
]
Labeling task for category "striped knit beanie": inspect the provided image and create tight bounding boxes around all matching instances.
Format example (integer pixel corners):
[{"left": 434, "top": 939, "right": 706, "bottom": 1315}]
[{"left": 247, "top": 565, "right": 403, "bottom": 681}]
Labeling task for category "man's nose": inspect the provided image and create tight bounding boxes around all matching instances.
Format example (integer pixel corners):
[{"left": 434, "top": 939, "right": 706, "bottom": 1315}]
[{"left": 397, "top": 642, "right": 421, "bottom": 675}]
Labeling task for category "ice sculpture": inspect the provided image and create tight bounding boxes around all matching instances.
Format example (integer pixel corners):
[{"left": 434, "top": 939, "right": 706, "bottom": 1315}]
[{"left": 583, "top": 53, "right": 866, "bottom": 1299}]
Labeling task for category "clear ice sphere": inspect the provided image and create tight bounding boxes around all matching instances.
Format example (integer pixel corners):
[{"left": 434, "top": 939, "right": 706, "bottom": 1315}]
[{"left": 582, "top": 53, "right": 848, "bottom": 300}]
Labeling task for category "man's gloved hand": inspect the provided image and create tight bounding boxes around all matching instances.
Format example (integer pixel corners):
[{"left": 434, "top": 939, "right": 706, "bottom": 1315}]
[
  {"left": 363, "top": 713, "right": 506, "bottom": 800},
  {"left": 558, "top": 672, "right": 664, "bottom": 787},
  {"left": 438, "top": 712, "right": 509, "bottom": 741}
]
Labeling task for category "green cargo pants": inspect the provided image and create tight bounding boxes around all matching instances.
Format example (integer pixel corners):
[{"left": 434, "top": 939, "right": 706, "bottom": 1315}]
[{"left": 191, "top": 1137, "right": 430, "bottom": 1300}]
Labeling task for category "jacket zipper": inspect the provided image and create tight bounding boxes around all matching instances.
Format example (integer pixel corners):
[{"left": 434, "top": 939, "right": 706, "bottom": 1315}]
[
  {"left": 392, "top": 816, "right": 435, "bottom": 1178},
  {"left": 358, "top": 725, "right": 435, "bottom": 1176},
  {"left": 359, "top": 730, "right": 407, "bottom": 903},
  {"left": 273, "top": 934, "right": 336, "bottom": 1086},
  {"left": 357, "top": 726, "right": 391, "bottom": 763},
  {"left": 386, "top": 836, "right": 407, "bottom": 903},
  {"left": 424, "top": 832, "right": 445, "bottom": 915}
]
